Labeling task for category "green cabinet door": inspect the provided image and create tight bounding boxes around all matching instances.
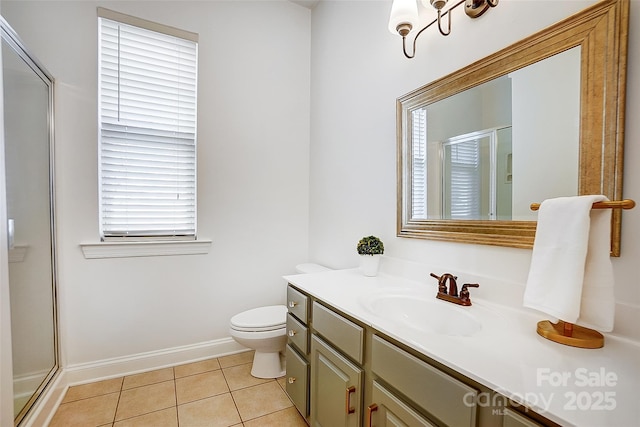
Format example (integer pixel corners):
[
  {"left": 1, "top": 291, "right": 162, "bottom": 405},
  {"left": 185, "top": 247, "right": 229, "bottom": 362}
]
[
  {"left": 368, "top": 381, "right": 436, "bottom": 427},
  {"left": 286, "top": 344, "right": 309, "bottom": 418},
  {"left": 311, "top": 335, "right": 363, "bottom": 427}
]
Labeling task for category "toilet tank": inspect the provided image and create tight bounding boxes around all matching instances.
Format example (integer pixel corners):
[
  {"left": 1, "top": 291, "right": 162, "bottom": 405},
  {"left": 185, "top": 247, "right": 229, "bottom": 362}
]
[{"left": 295, "top": 263, "right": 330, "bottom": 274}]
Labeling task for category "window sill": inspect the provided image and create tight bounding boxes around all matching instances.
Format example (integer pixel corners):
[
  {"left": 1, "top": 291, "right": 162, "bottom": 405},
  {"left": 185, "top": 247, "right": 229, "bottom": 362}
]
[{"left": 80, "top": 239, "right": 212, "bottom": 259}]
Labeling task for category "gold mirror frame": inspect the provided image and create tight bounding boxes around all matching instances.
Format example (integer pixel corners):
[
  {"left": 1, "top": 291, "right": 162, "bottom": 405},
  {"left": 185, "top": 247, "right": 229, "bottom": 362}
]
[{"left": 397, "top": 0, "right": 629, "bottom": 256}]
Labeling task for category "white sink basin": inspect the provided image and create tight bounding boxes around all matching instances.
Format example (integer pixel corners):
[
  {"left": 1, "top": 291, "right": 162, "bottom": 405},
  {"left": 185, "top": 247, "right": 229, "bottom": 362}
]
[{"left": 360, "top": 290, "right": 482, "bottom": 337}]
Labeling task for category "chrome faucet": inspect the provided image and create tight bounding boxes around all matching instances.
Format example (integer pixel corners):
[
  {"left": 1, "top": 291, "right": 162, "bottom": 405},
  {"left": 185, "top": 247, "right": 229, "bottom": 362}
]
[{"left": 430, "top": 273, "right": 479, "bottom": 306}]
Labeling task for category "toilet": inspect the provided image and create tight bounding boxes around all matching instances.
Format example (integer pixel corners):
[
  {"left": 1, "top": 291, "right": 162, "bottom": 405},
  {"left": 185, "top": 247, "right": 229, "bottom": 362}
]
[
  {"left": 229, "top": 263, "right": 330, "bottom": 379},
  {"left": 229, "top": 305, "right": 288, "bottom": 378}
]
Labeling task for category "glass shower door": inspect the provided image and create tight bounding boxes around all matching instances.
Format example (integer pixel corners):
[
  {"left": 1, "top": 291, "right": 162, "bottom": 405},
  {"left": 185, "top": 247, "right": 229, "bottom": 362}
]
[{"left": 2, "top": 18, "right": 58, "bottom": 424}]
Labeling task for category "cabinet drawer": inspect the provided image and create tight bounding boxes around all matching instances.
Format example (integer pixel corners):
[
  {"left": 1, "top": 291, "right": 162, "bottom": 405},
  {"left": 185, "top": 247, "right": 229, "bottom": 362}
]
[
  {"left": 503, "top": 408, "right": 545, "bottom": 427},
  {"left": 286, "top": 344, "right": 309, "bottom": 418},
  {"left": 287, "top": 313, "right": 308, "bottom": 354},
  {"left": 370, "top": 380, "right": 436, "bottom": 427},
  {"left": 312, "top": 301, "right": 364, "bottom": 364},
  {"left": 371, "top": 335, "right": 478, "bottom": 427},
  {"left": 287, "top": 285, "right": 309, "bottom": 323}
]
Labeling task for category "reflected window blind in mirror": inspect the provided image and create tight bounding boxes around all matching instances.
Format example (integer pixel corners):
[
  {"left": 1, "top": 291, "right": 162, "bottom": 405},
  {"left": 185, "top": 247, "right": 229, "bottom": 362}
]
[
  {"left": 98, "top": 9, "right": 198, "bottom": 240},
  {"left": 411, "top": 107, "right": 428, "bottom": 219},
  {"left": 444, "top": 139, "right": 481, "bottom": 219}
]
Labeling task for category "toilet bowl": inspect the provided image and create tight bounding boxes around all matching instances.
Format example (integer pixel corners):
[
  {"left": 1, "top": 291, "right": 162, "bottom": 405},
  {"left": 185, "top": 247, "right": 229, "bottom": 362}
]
[
  {"left": 229, "top": 305, "right": 288, "bottom": 378},
  {"left": 229, "top": 264, "right": 330, "bottom": 379}
]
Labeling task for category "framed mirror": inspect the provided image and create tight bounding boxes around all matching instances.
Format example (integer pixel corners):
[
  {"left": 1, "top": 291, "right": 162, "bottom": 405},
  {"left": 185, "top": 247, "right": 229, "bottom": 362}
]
[{"left": 397, "top": 0, "right": 629, "bottom": 255}]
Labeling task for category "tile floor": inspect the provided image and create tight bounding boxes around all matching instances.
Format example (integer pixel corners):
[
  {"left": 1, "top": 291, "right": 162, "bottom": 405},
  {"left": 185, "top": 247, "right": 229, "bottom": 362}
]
[{"left": 49, "top": 351, "right": 308, "bottom": 427}]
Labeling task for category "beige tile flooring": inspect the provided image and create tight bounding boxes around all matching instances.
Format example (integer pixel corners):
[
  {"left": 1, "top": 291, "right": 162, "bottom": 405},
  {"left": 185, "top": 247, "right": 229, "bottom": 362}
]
[{"left": 49, "top": 351, "right": 308, "bottom": 427}]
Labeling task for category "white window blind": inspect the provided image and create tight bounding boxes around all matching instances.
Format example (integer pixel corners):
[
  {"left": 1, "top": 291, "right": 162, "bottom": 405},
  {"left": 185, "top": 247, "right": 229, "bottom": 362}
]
[
  {"left": 411, "top": 108, "right": 428, "bottom": 219},
  {"left": 447, "top": 140, "right": 481, "bottom": 219},
  {"left": 98, "top": 11, "right": 198, "bottom": 239}
]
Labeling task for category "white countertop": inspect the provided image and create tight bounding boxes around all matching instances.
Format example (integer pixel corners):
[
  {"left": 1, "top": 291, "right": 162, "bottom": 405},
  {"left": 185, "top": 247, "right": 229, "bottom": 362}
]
[{"left": 283, "top": 268, "right": 640, "bottom": 427}]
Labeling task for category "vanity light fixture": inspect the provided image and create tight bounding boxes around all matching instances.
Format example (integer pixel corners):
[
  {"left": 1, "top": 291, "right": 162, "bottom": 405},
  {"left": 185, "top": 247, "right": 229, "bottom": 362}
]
[{"left": 388, "top": 0, "right": 498, "bottom": 58}]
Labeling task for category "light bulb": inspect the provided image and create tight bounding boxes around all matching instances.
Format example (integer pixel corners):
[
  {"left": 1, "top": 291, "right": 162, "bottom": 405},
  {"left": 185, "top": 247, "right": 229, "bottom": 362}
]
[{"left": 388, "top": 0, "right": 419, "bottom": 35}]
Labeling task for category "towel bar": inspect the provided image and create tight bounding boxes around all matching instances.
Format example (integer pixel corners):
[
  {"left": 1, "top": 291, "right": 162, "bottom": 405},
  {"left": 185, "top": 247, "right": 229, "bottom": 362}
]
[
  {"left": 529, "top": 197, "right": 636, "bottom": 348},
  {"left": 530, "top": 199, "right": 636, "bottom": 211}
]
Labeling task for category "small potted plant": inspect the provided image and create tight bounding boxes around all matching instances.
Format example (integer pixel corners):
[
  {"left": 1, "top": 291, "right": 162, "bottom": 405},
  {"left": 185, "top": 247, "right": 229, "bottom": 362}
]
[{"left": 357, "top": 235, "right": 384, "bottom": 276}]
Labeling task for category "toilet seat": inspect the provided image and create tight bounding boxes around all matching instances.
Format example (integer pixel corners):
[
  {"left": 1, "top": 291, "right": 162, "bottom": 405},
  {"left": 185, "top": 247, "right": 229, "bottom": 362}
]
[{"left": 230, "top": 305, "right": 287, "bottom": 332}]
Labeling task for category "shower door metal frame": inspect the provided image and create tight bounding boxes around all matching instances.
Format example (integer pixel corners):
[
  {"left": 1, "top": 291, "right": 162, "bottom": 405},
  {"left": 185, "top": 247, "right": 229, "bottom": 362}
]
[{"left": 0, "top": 15, "right": 59, "bottom": 426}]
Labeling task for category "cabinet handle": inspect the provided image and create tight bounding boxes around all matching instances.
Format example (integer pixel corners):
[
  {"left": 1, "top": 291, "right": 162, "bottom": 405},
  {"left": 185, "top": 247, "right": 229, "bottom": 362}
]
[
  {"left": 288, "top": 330, "right": 297, "bottom": 337},
  {"left": 288, "top": 377, "right": 296, "bottom": 384},
  {"left": 367, "top": 404, "right": 378, "bottom": 427},
  {"left": 288, "top": 301, "right": 298, "bottom": 308},
  {"left": 345, "top": 385, "right": 356, "bottom": 414}
]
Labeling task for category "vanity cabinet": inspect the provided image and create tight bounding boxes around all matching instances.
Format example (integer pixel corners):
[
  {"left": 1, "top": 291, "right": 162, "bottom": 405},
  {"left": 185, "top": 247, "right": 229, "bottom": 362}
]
[
  {"left": 286, "top": 286, "right": 311, "bottom": 418},
  {"left": 285, "top": 284, "right": 554, "bottom": 427}
]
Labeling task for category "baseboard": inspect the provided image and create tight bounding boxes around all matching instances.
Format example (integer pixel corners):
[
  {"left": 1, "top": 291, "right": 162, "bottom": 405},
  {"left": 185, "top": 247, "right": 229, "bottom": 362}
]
[
  {"left": 13, "top": 369, "right": 51, "bottom": 401},
  {"left": 64, "top": 337, "right": 248, "bottom": 386},
  {"left": 19, "top": 370, "right": 66, "bottom": 427}
]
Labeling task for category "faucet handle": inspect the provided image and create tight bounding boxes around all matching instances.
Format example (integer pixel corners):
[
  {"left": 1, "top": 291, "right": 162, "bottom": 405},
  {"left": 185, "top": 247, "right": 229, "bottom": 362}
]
[
  {"left": 459, "top": 283, "right": 479, "bottom": 305},
  {"left": 430, "top": 272, "right": 447, "bottom": 294}
]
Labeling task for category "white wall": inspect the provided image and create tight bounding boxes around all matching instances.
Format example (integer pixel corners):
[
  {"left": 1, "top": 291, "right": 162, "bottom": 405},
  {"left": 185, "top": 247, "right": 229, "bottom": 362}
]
[
  {"left": 0, "top": 0, "right": 311, "bottom": 367},
  {"left": 309, "top": 0, "right": 640, "bottom": 340}
]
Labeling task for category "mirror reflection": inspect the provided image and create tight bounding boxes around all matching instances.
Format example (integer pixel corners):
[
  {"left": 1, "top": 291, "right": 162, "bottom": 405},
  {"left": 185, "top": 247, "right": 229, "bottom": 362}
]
[
  {"left": 409, "top": 47, "right": 580, "bottom": 222},
  {"left": 396, "top": 0, "right": 628, "bottom": 254}
]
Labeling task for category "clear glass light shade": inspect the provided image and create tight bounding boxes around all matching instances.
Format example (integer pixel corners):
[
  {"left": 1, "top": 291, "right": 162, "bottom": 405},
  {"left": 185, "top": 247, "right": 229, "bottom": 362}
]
[{"left": 388, "top": 0, "right": 420, "bottom": 34}]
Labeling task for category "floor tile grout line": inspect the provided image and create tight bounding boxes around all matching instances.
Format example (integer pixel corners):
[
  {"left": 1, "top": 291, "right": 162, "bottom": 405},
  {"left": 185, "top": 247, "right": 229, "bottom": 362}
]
[
  {"left": 227, "top": 379, "right": 297, "bottom": 424},
  {"left": 111, "top": 376, "right": 125, "bottom": 425},
  {"left": 176, "top": 389, "right": 231, "bottom": 407},
  {"left": 113, "top": 377, "right": 178, "bottom": 424},
  {"left": 63, "top": 355, "right": 247, "bottom": 400},
  {"left": 219, "top": 364, "right": 242, "bottom": 423},
  {"left": 57, "top": 385, "right": 299, "bottom": 426},
  {"left": 111, "top": 405, "right": 178, "bottom": 425},
  {"left": 111, "top": 366, "right": 279, "bottom": 416},
  {"left": 56, "top": 389, "right": 121, "bottom": 406},
  {"left": 172, "top": 367, "right": 180, "bottom": 427}
]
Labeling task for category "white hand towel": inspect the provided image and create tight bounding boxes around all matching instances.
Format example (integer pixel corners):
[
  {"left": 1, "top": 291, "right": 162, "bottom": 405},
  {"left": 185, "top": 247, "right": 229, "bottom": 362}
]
[{"left": 523, "top": 195, "right": 615, "bottom": 332}]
